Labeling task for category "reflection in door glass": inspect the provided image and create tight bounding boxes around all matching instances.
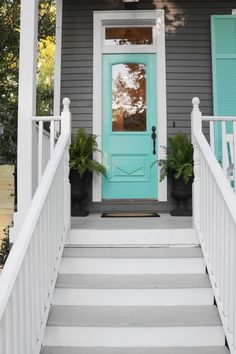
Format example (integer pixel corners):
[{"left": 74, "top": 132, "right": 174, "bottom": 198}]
[
  {"left": 105, "top": 27, "right": 153, "bottom": 46},
  {"left": 112, "top": 63, "right": 146, "bottom": 131}
]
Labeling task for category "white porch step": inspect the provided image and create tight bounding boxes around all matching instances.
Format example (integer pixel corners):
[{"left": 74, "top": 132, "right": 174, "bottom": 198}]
[
  {"left": 43, "top": 305, "right": 224, "bottom": 347},
  {"left": 69, "top": 228, "right": 198, "bottom": 246},
  {"left": 53, "top": 287, "right": 213, "bottom": 306},
  {"left": 42, "top": 225, "right": 228, "bottom": 353},
  {"left": 41, "top": 347, "right": 230, "bottom": 354},
  {"left": 53, "top": 274, "right": 213, "bottom": 306},
  {"left": 56, "top": 273, "right": 211, "bottom": 289},
  {"left": 59, "top": 247, "right": 205, "bottom": 274}
]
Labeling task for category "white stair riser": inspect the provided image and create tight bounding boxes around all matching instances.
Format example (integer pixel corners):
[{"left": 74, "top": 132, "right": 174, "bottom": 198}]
[
  {"left": 53, "top": 288, "right": 213, "bottom": 306},
  {"left": 44, "top": 326, "right": 225, "bottom": 347},
  {"left": 60, "top": 258, "right": 205, "bottom": 274},
  {"left": 69, "top": 229, "right": 198, "bottom": 246}
]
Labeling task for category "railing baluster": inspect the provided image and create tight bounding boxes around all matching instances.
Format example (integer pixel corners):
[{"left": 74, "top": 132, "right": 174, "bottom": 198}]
[
  {"left": 5, "top": 299, "right": 13, "bottom": 354},
  {"left": 209, "top": 120, "right": 215, "bottom": 152},
  {"left": 224, "top": 211, "right": 230, "bottom": 319},
  {"left": 233, "top": 121, "right": 236, "bottom": 192},
  {"left": 50, "top": 120, "right": 55, "bottom": 156},
  {"left": 1, "top": 314, "right": 6, "bottom": 354},
  {"left": 38, "top": 121, "right": 43, "bottom": 183},
  {"left": 18, "top": 271, "right": 25, "bottom": 354},
  {"left": 24, "top": 257, "right": 31, "bottom": 354},
  {"left": 222, "top": 121, "right": 228, "bottom": 173},
  {"left": 211, "top": 180, "right": 215, "bottom": 275},
  {"left": 12, "top": 282, "right": 19, "bottom": 354},
  {"left": 216, "top": 189, "right": 220, "bottom": 290},
  {"left": 220, "top": 200, "right": 225, "bottom": 305},
  {"left": 206, "top": 163, "right": 210, "bottom": 261}
]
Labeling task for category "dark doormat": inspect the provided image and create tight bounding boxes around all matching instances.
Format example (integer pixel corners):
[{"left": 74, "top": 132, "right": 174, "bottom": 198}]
[{"left": 101, "top": 212, "right": 160, "bottom": 218}]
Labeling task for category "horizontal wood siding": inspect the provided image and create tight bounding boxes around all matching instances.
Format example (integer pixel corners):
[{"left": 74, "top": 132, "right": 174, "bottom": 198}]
[{"left": 61, "top": 0, "right": 235, "bottom": 212}]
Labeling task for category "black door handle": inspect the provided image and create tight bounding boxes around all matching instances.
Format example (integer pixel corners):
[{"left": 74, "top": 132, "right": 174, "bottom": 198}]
[{"left": 151, "top": 126, "right": 157, "bottom": 155}]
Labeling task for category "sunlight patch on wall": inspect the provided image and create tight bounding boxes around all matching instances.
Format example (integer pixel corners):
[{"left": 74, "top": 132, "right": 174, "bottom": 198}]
[{"left": 162, "top": 1, "right": 186, "bottom": 33}]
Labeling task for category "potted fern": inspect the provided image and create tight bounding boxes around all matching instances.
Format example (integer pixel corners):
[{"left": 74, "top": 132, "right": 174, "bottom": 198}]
[
  {"left": 158, "top": 132, "right": 193, "bottom": 216},
  {"left": 69, "top": 128, "right": 106, "bottom": 216}
]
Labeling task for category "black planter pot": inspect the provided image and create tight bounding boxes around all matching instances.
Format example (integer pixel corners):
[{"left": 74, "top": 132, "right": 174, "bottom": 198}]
[
  {"left": 69, "top": 169, "right": 91, "bottom": 217},
  {"left": 170, "top": 177, "right": 192, "bottom": 216}
]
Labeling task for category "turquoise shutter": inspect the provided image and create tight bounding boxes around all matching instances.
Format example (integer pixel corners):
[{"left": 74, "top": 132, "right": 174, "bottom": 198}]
[{"left": 211, "top": 15, "right": 236, "bottom": 162}]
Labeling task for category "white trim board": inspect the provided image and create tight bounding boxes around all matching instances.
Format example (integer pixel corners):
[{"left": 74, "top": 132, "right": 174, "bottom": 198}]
[
  {"left": 54, "top": 0, "right": 63, "bottom": 118},
  {"left": 93, "top": 10, "right": 167, "bottom": 202}
]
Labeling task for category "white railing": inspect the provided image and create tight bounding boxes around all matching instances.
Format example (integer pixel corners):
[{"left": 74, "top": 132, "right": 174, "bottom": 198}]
[
  {"left": 32, "top": 115, "right": 62, "bottom": 187},
  {"left": 0, "top": 98, "right": 71, "bottom": 354},
  {"left": 191, "top": 97, "right": 236, "bottom": 354},
  {"left": 206, "top": 114, "right": 236, "bottom": 190},
  {"left": 32, "top": 124, "right": 51, "bottom": 193}
]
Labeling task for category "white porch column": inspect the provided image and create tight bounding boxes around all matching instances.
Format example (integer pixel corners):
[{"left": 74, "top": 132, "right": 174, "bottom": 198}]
[
  {"left": 54, "top": 0, "right": 63, "bottom": 118},
  {"left": 11, "top": 0, "right": 39, "bottom": 241}
]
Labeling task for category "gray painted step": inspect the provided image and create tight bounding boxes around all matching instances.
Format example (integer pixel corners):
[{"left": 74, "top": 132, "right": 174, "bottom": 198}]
[
  {"left": 47, "top": 305, "right": 221, "bottom": 327},
  {"left": 41, "top": 347, "right": 230, "bottom": 354},
  {"left": 71, "top": 214, "right": 193, "bottom": 230},
  {"left": 62, "top": 247, "right": 202, "bottom": 258},
  {"left": 56, "top": 273, "right": 211, "bottom": 289}
]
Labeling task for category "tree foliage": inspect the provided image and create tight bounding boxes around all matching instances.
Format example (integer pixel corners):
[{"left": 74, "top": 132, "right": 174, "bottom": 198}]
[
  {"left": 37, "top": 36, "right": 55, "bottom": 116},
  {"left": 0, "top": 0, "right": 55, "bottom": 165},
  {"left": 0, "top": 0, "right": 20, "bottom": 164}
]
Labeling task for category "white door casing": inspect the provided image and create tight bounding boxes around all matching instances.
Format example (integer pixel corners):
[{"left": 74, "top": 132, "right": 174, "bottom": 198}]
[{"left": 93, "top": 10, "right": 167, "bottom": 201}]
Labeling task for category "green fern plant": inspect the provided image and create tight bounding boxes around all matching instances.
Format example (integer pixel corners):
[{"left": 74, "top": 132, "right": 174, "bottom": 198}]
[
  {"left": 156, "top": 132, "right": 193, "bottom": 184},
  {"left": 69, "top": 128, "right": 106, "bottom": 177}
]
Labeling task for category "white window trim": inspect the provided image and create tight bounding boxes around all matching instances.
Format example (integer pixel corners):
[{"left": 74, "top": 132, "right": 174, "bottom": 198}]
[{"left": 93, "top": 10, "right": 167, "bottom": 202}]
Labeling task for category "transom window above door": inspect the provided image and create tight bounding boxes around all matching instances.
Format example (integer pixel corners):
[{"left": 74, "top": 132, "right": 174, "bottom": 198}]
[
  {"left": 105, "top": 27, "right": 153, "bottom": 46},
  {"left": 102, "top": 21, "right": 157, "bottom": 53}
]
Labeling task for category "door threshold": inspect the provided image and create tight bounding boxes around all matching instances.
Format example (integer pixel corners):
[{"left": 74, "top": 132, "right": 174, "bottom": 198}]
[{"left": 102, "top": 199, "right": 159, "bottom": 204}]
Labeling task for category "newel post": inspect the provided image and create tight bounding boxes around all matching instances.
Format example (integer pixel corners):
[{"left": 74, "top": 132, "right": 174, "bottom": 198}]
[
  {"left": 61, "top": 98, "right": 71, "bottom": 238},
  {"left": 191, "top": 97, "right": 202, "bottom": 230}
]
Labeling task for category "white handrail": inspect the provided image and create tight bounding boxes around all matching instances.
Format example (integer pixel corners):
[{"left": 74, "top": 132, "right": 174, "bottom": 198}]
[
  {"left": 32, "top": 116, "right": 61, "bottom": 121},
  {"left": 192, "top": 97, "right": 236, "bottom": 353},
  {"left": 202, "top": 115, "right": 236, "bottom": 121},
  {"left": 0, "top": 98, "right": 71, "bottom": 354}
]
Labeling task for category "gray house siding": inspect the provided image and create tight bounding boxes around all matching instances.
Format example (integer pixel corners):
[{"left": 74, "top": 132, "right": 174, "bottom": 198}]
[{"left": 61, "top": 0, "right": 235, "bottom": 212}]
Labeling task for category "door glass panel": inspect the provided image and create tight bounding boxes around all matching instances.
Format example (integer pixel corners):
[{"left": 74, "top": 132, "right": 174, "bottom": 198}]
[
  {"left": 105, "top": 27, "right": 153, "bottom": 46},
  {"left": 112, "top": 63, "right": 147, "bottom": 132}
]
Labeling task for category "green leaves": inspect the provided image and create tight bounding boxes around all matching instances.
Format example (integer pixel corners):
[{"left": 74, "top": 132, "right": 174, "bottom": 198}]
[
  {"left": 37, "top": 36, "right": 55, "bottom": 116},
  {"left": 0, "top": 1, "right": 56, "bottom": 165},
  {"left": 158, "top": 132, "right": 193, "bottom": 184},
  {"left": 69, "top": 128, "right": 107, "bottom": 177}
]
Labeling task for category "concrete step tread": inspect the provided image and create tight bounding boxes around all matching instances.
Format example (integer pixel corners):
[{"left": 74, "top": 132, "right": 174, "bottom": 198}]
[
  {"left": 41, "top": 347, "right": 230, "bottom": 354},
  {"left": 56, "top": 273, "right": 211, "bottom": 289},
  {"left": 62, "top": 247, "right": 202, "bottom": 259},
  {"left": 47, "top": 305, "right": 221, "bottom": 327}
]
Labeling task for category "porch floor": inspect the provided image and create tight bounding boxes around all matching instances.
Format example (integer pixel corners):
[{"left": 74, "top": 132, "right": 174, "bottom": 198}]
[{"left": 71, "top": 213, "right": 193, "bottom": 230}]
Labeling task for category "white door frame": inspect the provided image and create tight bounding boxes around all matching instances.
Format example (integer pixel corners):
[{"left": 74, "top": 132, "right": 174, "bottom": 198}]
[{"left": 93, "top": 10, "right": 167, "bottom": 201}]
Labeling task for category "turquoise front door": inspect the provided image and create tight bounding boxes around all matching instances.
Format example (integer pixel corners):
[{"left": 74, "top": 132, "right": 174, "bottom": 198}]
[{"left": 102, "top": 54, "right": 158, "bottom": 199}]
